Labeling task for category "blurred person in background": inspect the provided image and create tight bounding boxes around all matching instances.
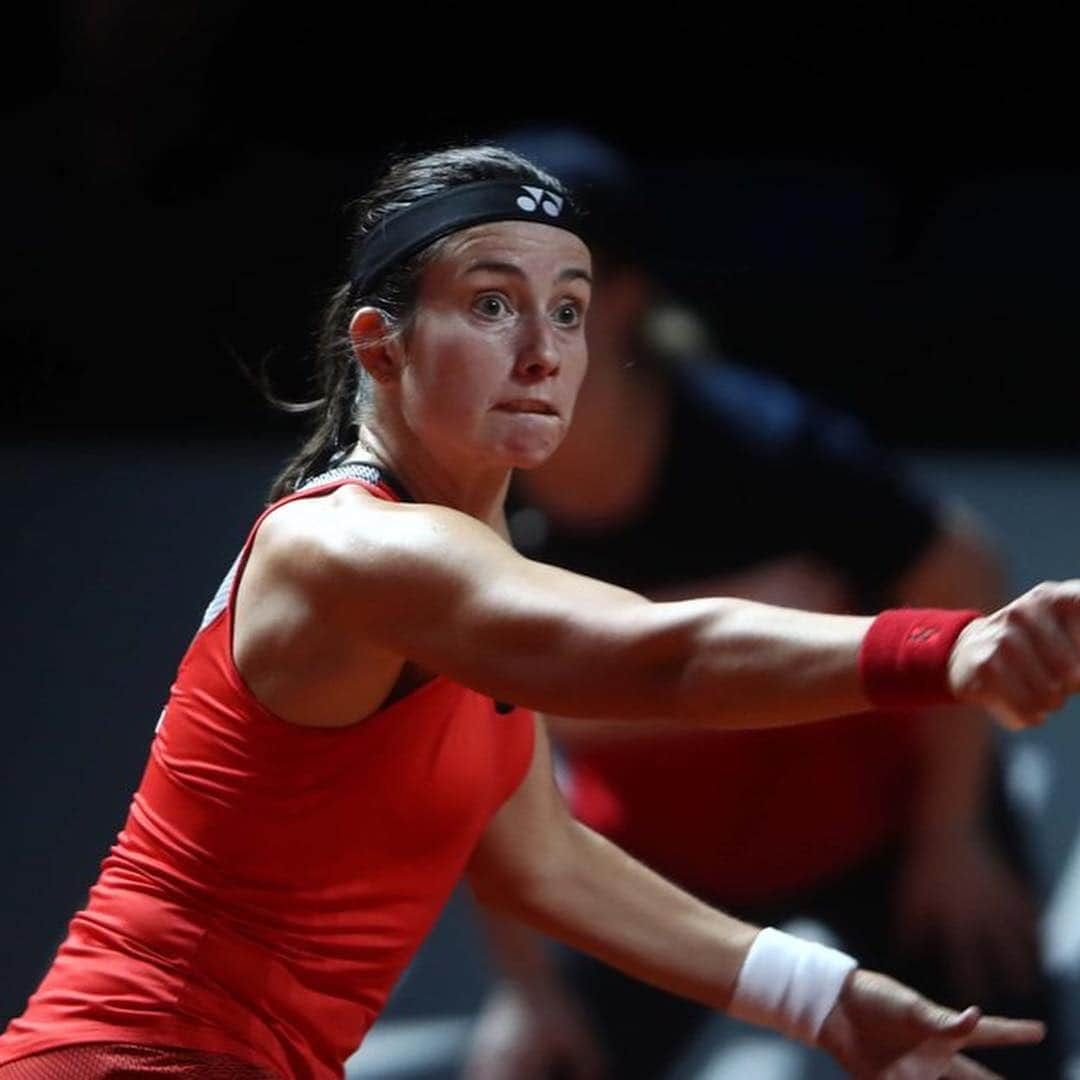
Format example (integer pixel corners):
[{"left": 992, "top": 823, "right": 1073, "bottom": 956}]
[{"left": 464, "top": 129, "right": 1064, "bottom": 1079}]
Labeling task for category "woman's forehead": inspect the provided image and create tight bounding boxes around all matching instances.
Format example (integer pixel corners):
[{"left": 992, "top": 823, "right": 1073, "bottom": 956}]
[{"left": 436, "top": 220, "right": 592, "bottom": 276}]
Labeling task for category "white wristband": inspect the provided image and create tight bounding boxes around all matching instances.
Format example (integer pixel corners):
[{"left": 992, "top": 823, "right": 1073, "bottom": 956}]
[{"left": 728, "top": 927, "right": 857, "bottom": 1045}]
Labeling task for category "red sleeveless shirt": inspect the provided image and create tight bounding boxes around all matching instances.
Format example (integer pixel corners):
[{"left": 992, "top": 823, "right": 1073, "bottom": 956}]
[{"left": 0, "top": 468, "right": 536, "bottom": 1079}]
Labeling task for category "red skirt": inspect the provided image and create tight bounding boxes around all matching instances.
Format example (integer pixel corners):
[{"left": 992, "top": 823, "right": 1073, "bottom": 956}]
[{"left": 0, "top": 1043, "right": 282, "bottom": 1079}]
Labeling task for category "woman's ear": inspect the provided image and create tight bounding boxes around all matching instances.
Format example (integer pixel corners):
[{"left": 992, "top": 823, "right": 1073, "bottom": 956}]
[{"left": 349, "top": 307, "right": 403, "bottom": 385}]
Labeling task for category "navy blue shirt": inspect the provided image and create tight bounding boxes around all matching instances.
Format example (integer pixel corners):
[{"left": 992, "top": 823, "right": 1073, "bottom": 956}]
[{"left": 509, "top": 359, "right": 940, "bottom": 610}]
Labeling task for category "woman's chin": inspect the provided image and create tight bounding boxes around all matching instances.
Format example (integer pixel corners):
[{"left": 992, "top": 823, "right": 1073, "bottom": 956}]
[
  {"left": 501, "top": 436, "right": 564, "bottom": 471},
  {"left": 480, "top": 425, "right": 565, "bottom": 471}
]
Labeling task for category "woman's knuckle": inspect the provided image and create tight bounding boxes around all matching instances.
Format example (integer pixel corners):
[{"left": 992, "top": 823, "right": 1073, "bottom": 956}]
[{"left": 1029, "top": 581, "right": 1054, "bottom": 602}]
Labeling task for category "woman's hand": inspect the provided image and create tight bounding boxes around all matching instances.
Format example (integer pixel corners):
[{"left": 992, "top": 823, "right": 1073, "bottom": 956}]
[
  {"left": 818, "top": 969, "right": 1045, "bottom": 1079},
  {"left": 949, "top": 581, "right": 1080, "bottom": 728},
  {"left": 463, "top": 981, "right": 607, "bottom": 1080}
]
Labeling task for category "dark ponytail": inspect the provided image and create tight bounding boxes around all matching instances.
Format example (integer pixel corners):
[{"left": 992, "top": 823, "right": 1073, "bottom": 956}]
[
  {"left": 265, "top": 284, "right": 361, "bottom": 501},
  {"left": 265, "top": 144, "right": 568, "bottom": 504}
]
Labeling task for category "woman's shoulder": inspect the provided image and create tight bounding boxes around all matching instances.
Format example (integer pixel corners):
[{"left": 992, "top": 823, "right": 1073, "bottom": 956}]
[
  {"left": 253, "top": 484, "right": 497, "bottom": 593},
  {"left": 253, "top": 484, "right": 400, "bottom": 572}
]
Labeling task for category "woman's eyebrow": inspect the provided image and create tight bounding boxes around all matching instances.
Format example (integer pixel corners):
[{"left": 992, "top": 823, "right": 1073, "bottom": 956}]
[
  {"left": 463, "top": 260, "right": 593, "bottom": 285},
  {"left": 558, "top": 267, "right": 593, "bottom": 285},
  {"left": 463, "top": 260, "right": 523, "bottom": 278}
]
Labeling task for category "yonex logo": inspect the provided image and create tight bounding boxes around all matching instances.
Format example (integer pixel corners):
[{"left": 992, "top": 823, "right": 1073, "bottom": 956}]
[
  {"left": 516, "top": 186, "right": 563, "bottom": 218},
  {"left": 908, "top": 626, "right": 939, "bottom": 643}
]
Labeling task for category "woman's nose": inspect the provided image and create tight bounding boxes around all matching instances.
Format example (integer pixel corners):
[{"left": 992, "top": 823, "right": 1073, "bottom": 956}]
[{"left": 514, "top": 314, "right": 560, "bottom": 380}]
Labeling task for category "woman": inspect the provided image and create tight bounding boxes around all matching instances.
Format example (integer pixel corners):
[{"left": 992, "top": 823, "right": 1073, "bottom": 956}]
[{"left": 0, "top": 145, "right": 1071, "bottom": 1080}]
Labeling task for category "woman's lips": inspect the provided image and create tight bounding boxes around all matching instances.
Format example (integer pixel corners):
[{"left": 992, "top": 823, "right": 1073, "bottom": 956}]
[{"left": 494, "top": 399, "right": 558, "bottom": 415}]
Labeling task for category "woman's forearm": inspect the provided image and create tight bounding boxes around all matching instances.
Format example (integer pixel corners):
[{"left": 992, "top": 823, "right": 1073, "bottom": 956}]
[
  {"left": 477, "top": 816, "right": 758, "bottom": 1011},
  {"left": 665, "top": 599, "right": 872, "bottom": 728}
]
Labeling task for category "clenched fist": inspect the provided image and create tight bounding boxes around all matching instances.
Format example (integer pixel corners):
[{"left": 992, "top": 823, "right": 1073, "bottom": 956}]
[{"left": 949, "top": 581, "right": 1080, "bottom": 729}]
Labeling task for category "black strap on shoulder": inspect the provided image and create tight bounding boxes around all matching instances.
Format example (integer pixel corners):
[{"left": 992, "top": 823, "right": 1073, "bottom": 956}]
[{"left": 297, "top": 460, "right": 413, "bottom": 503}]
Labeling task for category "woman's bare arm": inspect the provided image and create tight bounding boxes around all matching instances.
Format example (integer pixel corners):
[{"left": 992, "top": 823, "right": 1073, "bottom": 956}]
[
  {"left": 466, "top": 720, "right": 1045, "bottom": 1078},
  {"left": 467, "top": 718, "right": 755, "bottom": 1007},
  {"left": 275, "top": 490, "right": 1080, "bottom": 730}
]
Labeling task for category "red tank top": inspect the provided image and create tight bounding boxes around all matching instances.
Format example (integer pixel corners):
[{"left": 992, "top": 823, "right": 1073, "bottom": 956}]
[{"left": 0, "top": 469, "right": 535, "bottom": 1078}]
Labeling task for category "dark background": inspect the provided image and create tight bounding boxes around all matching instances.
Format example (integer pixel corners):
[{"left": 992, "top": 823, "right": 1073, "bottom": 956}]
[
  {"left": 4, "top": 4, "right": 1080, "bottom": 1060},
  {"left": 4, "top": 6, "right": 1079, "bottom": 449}
]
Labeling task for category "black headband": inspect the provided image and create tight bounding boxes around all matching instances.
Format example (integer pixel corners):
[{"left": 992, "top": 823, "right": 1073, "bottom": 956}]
[{"left": 348, "top": 180, "right": 587, "bottom": 298}]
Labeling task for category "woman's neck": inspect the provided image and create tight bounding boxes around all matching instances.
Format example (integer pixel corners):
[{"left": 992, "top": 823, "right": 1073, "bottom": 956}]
[{"left": 345, "top": 424, "right": 511, "bottom": 529}]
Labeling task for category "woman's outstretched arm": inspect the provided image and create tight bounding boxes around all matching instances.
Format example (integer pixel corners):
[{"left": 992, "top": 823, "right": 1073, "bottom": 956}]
[
  {"left": 466, "top": 719, "right": 1044, "bottom": 1079},
  {"left": 283, "top": 491, "right": 1080, "bottom": 730}
]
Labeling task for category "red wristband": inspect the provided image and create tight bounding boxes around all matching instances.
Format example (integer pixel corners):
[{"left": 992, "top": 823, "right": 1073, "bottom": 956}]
[{"left": 859, "top": 608, "right": 981, "bottom": 709}]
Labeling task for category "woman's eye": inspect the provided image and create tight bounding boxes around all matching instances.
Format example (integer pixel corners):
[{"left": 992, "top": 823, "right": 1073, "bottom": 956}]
[
  {"left": 474, "top": 294, "right": 509, "bottom": 318},
  {"left": 554, "top": 302, "right": 582, "bottom": 327}
]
